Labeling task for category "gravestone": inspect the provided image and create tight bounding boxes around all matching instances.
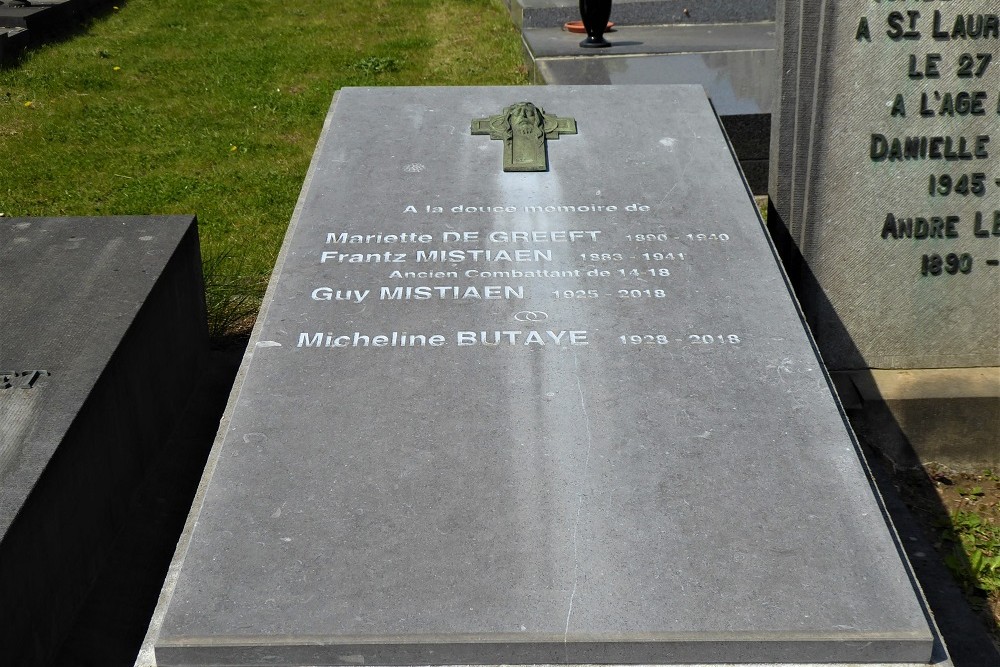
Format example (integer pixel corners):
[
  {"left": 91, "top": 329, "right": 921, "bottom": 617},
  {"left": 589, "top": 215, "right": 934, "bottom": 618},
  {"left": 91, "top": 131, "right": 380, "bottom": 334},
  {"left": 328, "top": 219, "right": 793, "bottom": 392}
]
[
  {"left": 0, "top": 1, "right": 68, "bottom": 31},
  {"left": 148, "top": 86, "right": 934, "bottom": 666},
  {"left": 515, "top": 1, "right": 776, "bottom": 193},
  {"left": 0, "top": 25, "right": 27, "bottom": 62},
  {"left": 511, "top": 0, "right": 775, "bottom": 29},
  {"left": 0, "top": 216, "right": 208, "bottom": 666},
  {"left": 768, "top": 1, "right": 1000, "bottom": 465}
]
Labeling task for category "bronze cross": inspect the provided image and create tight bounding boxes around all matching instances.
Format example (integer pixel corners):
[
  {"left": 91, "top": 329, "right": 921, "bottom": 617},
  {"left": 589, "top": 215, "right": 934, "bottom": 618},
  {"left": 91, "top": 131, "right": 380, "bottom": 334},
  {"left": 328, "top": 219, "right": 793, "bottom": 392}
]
[{"left": 471, "top": 102, "right": 577, "bottom": 172}]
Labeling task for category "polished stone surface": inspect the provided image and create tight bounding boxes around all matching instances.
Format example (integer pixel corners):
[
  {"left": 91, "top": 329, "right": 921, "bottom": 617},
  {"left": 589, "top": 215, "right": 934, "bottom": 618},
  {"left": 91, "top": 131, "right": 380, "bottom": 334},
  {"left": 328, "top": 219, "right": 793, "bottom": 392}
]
[
  {"left": 532, "top": 46, "right": 774, "bottom": 117},
  {"left": 529, "top": 33, "right": 775, "bottom": 191},
  {"left": 154, "top": 86, "right": 932, "bottom": 666},
  {"left": 525, "top": 23, "right": 776, "bottom": 59},
  {"left": 524, "top": 20, "right": 775, "bottom": 189},
  {"left": 514, "top": 0, "right": 775, "bottom": 28}
]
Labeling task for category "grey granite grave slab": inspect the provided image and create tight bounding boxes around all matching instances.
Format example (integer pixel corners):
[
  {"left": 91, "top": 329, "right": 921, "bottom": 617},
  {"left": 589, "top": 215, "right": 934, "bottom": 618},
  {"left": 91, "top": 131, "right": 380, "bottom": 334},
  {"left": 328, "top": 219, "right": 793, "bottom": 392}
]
[
  {"left": 0, "top": 216, "right": 208, "bottom": 666},
  {"left": 768, "top": 0, "right": 1000, "bottom": 371},
  {"left": 153, "top": 86, "right": 933, "bottom": 666}
]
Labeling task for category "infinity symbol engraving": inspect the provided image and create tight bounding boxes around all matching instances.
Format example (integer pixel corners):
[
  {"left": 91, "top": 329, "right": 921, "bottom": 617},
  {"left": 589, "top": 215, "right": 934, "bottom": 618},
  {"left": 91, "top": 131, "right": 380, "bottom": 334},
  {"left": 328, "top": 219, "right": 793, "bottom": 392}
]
[{"left": 514, "top": 311, "right": 548, "bottom": 322}]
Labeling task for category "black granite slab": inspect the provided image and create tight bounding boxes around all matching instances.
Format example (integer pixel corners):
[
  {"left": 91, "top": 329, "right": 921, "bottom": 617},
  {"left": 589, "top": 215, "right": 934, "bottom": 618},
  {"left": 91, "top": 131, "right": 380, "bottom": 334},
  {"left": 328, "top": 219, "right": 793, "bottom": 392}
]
[
  {"left": 153, "top": 86, "right": 933, "bottom": 666},
  {"left": 0, "top": 216, "right": 208, "bottom": 666},
  {"left": 514, "top": 0, "right": 775, "bottom": 28},
  {"left": 0, "top": 2, "right": 66, "bottom": 30},
  {"left": 529, "top": 36, "right": 775, "bottom": 192},
  {"left": 0, "top": 25, "right": 27, "bottom": 62},
  {"left": 524, "top": 22, "right": 776, "bottom": 59}
]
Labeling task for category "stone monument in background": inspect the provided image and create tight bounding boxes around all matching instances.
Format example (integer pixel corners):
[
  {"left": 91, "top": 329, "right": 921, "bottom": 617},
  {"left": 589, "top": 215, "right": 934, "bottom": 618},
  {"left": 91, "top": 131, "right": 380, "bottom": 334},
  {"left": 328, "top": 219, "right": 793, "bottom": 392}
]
[{"left": 769, "top": 0, "right": 1000, "bottom": 465}]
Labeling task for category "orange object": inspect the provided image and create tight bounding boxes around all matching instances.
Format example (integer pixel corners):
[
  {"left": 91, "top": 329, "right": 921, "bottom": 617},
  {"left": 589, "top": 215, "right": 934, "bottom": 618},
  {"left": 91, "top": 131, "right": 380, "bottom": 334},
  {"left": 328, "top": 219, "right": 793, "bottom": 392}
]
[{"left": 564, "top": 20, "right": 615, "bottom": 33}]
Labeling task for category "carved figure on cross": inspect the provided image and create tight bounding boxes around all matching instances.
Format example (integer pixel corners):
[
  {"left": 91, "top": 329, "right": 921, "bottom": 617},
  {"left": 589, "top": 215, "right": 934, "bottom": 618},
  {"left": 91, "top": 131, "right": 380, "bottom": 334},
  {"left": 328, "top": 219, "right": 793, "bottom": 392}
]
[{"left": 471, "top": 102, "right": 577, "bottom": 172}]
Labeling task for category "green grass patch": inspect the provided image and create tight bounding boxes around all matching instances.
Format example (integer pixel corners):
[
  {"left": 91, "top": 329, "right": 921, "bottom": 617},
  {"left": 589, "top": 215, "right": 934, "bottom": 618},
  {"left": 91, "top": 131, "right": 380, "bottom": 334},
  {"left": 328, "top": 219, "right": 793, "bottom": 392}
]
[
  {"left": 1, "top": 0, "right": 528, "bottom": 337},
  {"left": 941, "top": 508, "right": 1000, "bottom": 595},
  {"left": 920, "top": 465, "right": 1000, "bottom": 636}
]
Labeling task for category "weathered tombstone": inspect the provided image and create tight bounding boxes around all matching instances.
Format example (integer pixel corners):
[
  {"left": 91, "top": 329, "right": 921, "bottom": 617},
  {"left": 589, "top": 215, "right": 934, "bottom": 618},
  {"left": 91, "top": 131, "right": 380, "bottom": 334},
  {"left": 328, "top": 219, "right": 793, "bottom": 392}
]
[
  {"left": 768, "top": 1, "right": 1000, "bottom": 465},
  {"left": 146, "top": 86, "right": 935, "bottom": 666},
  {"left": 0, "top": 216, "right": 208, "bottom": 666}
]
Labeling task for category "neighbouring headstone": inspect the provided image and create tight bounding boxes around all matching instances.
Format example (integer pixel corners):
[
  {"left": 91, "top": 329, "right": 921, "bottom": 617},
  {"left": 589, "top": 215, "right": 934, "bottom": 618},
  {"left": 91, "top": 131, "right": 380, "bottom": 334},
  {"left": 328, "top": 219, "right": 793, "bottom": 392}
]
[
  {"left": 768, "top": 1, "right": 1000, "bottom": 465},
  {"left": 517, "top": 1, "right": 776, "bottom": 194},
  {"left": 150, "top": 86, "right": 933, "bottom": 666},
  {"left": 0, "top": 216, "right": 208, "bottom": 666}
]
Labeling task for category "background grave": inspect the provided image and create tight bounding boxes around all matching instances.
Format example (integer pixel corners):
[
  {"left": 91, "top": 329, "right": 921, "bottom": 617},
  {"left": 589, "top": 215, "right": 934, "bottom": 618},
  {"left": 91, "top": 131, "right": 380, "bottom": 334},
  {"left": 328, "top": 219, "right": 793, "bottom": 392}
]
[
  {"left": 0, "top": 215, "right": 208, "bottom": 666},
  {"left": 768, "top": 0, "right": 1000, "bottom": 467}
]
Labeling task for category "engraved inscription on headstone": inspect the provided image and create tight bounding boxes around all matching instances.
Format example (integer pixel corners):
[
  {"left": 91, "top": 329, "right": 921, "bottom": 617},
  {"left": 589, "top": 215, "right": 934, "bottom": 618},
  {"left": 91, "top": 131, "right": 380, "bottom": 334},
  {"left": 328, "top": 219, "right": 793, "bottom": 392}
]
[
  {"left": 472, "top": 101, "right": 577, "bottom": 172},
  {"left": 0, "top": 371, "right": 51, "bottom": 483},
  {"left": 0, "top": 370, "right": 51, "bottom": 390},
  {"left": 153, "top": 87, "right": 934, "bottom": 666},
  {"left": 770, "top": 1, "right": 1000, "bottom": 370}
]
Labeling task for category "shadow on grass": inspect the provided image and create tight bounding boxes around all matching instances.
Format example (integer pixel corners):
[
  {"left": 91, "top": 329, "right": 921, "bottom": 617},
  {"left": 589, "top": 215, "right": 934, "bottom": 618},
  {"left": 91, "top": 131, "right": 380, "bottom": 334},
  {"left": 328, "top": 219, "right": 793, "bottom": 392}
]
[{"left": 201, "top": 248, "right": 264, "bottom": 343}]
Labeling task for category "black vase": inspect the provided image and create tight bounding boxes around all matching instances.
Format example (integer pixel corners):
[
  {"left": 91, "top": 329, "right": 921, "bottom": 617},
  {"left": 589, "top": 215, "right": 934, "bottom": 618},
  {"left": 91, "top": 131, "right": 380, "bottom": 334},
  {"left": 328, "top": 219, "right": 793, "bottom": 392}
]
[{"left": 579, "top": 0, "right": 612, "bottom": 48}]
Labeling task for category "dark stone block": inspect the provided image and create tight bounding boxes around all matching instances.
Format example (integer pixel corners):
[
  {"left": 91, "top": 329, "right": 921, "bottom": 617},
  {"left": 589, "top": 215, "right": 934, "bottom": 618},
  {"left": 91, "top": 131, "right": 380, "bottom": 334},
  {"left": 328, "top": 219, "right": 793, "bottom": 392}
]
[
  {"left": 515, "top": 0, "right": 775, "bottom": 29},
  {"left": 0, "top": 216, "right": 208, "bottom": 666},
  {"left": 0, "top": 1, "right": 72, "bottom": 32},
  {"left": 526, "top": 27, "right": 774, "bottom": 116},
  {"left": 719, "top": 113, "right": 771, "bottom": 162},
  {"left": 524, "top": 22, "right": 777, "bottom": 59},
  {"left": 530, "top": 38, "right": 775, "bottom": 184},
  {"left": 835, "top": 368, "right": 1000, "bottom": 469},
  {"left": 0, "top": 0, "right": 93, "bottom": 46},
  {"left": 0, "top": 5, "right": 52, "bottom": 29},
  {"left": 0, "top": 26, "right": 28, "bottom": 62}
]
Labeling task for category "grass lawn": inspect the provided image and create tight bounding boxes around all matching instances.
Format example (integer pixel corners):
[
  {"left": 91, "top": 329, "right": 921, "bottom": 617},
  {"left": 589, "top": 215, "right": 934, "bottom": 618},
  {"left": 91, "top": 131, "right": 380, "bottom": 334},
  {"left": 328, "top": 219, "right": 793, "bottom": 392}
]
[{"left": 0, "top": 0, "right": 528, "bottom": 336}]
